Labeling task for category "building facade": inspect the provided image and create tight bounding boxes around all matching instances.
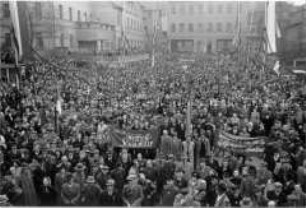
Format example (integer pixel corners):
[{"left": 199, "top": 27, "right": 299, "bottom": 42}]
[
  {"left": 0, "top": 1, "right": 149, "bottom": 56},
  {"left": 166, "top": 1, "right": 265, "bottom": 53},
  {"left": 277, "top": 2, "right": 306, "bottom": 60}
]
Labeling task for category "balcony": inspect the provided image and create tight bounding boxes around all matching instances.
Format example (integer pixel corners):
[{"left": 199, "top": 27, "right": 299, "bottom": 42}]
[{"left": 76, "top": 22, "right": 115, "bottom": 41}]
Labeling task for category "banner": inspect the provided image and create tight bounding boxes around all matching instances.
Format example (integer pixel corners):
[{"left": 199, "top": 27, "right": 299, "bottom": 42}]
[
  {"left": 217, "top": 131, "right": 266, "bottom": 156},
  {"left": 109, "top": 127, "right": 159, "bottom": 149}
]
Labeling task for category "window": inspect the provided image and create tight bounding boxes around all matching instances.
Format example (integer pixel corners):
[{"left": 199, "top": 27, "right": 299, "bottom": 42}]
[
  {"left": 218, "top": 5, "right": 223, "bottom": 13},
  {"left": 35, "top": 3, "right": 42, "bottom": 19},
  {"left": 69, "top": 7, "right": 73, "bottom": 21},
  {"left": 78, "top": 10, "right": 81, "bottom": 21},
  {"left": 217, "top": 22, "right": 222, "bottom": 32},
  {"left": 198, "top": 23, "right": 203, "bottom": 32},
  {"left": 70, "top": 34, "right": 73, "bottom": 48},
  {"left": 226, "top": 22, "right": 233, "bottom": 32},
  {"left": 208, "top": 22, "right": 213, "bottom": 32},
  {"left": 180, "top": 5, "right": 185, "bottom": 15},
  {"left": 227, "top": 4, "right": 233, "bottom": 13},
  {"left": 36, "top": 33, "right": 44, "bottom": 49},
  {"left": 171, "top": 23, "right": 176, "bottom": 32},
  {"left": 84, "top": 12, "right": 87, "bottom": 22},
  {"left": 59, "top": 5, "right": 63, "bottom": 19},
  {"left": 127, "top": 17, "right": 130, "bottom": 30},
  {"left": 189, "top": 5, "right": 194, "bottom": 14},
  {"left": 117, "top": 10, "right": 122, "bottom": 26},
  {"left": 60, "top": 34, "right": 64, "bottom": 47},
  {"left": 198, "top": 5, "right": 203, "bottom": 14},
  {"left": 208, "top": 4, "right": 213, "bottom": 14},
  {"left": 188, "top": 23, "right": 194, "bottom": 32},
  {"left": 3, "top": 3, "right": 10, "bottom": 18},
  {"left": 179, "top": 23, "right": 185, "bottom": 32},
  {"left": 4, "top": 33, "right": 11, "bottom": 47}
]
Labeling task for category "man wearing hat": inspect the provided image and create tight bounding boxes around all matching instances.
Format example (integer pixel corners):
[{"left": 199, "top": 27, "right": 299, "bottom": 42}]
[
  {"left": 73, "top": 163, "right": 86, "bottom": 185},
  {"left": 110, "top": 163, "right": 126, "bottom": 191},
  {"left": 174, "top": 167, "right": 188, "bottom": 194},
  {"left": 161, "top": 177, "right": 178, "bottom": 206},
  {"left": 122, "top": 173, "right": 144, "bottom": 206},
  {"left": 100, "top": 178, "right": 124, "bottom": 206},
  {"left": 95, "top": 165, "right": 110, "bottom": 190},
  {"left": 266, "top": 182, "right": 287, "bottom": 206},
  {"left": 81, "top": 176, "right": 102, "bottom": 206},
  {"left": 215, "top": 182, "right": 230, "bottom": 207}
]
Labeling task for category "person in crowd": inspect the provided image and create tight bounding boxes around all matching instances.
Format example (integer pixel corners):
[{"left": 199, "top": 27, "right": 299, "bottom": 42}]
[
  {"left": 100, "top": 178, "right": 124, "bottom": 206},
  {"left": 81, "top": 175, "right": 102, "bottom": 206},
  {"left": 0, "top": 52, "right": 306, "bottom": 207},
  {"left": 38, "top": 176, "right": 56, "bottom": 206},
  {"left": 61, "top": 174, "right": 81, "bottom": 206},
  {"left": 122, "top": 173, "right": 144, "bottom": 206},
  {"left": 214, "top": 182, "right": 231, "bottom": 207}
]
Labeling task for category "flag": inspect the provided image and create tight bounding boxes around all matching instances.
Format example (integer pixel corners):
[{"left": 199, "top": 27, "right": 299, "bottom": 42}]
[
  {"left": 9, "top": 1, "right": 22, "bottom": 63},
  {"left": 232, "top": 1, "right": 241, "bottom": 47},
  {"left": 266, "top": 0, "right": 277, "bottom": 54},
  {"left": 273, "top": 60, "right": 280, "bottom": 76},
  {"left": 186, "top": 99, "right": 192, "bottom": 136},
  {"left": 56, "top": 98, "right": 62, "bottom": 115},
  {"left": 276, "top": 22, "right": 282, "bottom": 38},
  {"left": 56, "top": 82, "right": 62, "bottom": 115},
  {"left": 9, "top": 1, "right": 33, "bottom": 63}
]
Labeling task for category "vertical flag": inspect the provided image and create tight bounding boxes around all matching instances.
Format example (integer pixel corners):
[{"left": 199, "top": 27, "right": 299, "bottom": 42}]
[
  {"left": 56, "top": 81, "right": 62, "bottom": 115},
  {"left": 186, "top": 99, "right": 192, "bottom": 136},
  {"left": 232, "top": 1, "right": 241, "bottom": 47},
  {"left": 266, "top": 0, "right": 277, "bottom": 54},
  {"left": 9, "top": 1, "right": 22, "bottom": 63},
  {"left": 9, "top": 1, "right": 33, "bottom": 63},
  {"left": 273, "top": 60, "right": 280, "bottom": 76}
]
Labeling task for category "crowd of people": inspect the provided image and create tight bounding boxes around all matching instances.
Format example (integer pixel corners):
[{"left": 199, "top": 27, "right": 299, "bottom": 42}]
[{"left": 0, "top": 52, "right": 306, "bottom": 207}]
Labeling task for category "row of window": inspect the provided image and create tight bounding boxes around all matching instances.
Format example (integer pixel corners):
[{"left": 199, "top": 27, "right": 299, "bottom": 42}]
[
  {"left": 59, "top": 33, "right": 74, "bottom": 48},
  {"left": 34, "top": 33, "right": 74, "bottom": 49},
  {"left": 128, "top": 39, "right": 143, "bottom": 48},
  {"left": 58, "top": 4, "right": 91, "bottom": 22},
  {"left": 171, "top": 22, "right": 234, "bottom": 33},
  {"left": 126, "top": 16, "right": 143, "bottom": 32},
  {"left": 171, "top": 3, "right": 234, "bottom": 15},
  {"left": 2, "top": 3, "right": 10, "bottom": 18}
]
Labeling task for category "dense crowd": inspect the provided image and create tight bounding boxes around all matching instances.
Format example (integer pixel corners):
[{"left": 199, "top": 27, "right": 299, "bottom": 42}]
[{"left": 0, "top": 53, "right": 306, "bottom": 207}]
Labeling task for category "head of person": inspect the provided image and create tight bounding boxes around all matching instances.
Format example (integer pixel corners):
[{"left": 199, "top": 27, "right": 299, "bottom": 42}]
[
  {"left": 127, "top": 174, "right": 138, "bottom": 184},
  {"left": 166, "top": 177, "right": 174, "bottom": 186},
  {"left": 175, "top": 168, "right": 184, "bottom": 180},
  {"left": 106, "top": 178, "right": 115, "bottom": 192},
  {"left": 274, "top": 182, "right": 283, "bottom": 195},
  {"left": 43, "top": 176, "right": 51, "bottom": 186}
]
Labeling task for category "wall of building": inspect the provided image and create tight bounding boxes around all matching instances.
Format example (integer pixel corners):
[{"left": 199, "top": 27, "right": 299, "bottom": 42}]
[
  {"left": 0, "top": 1, "right": 117, "bottom": 55},
  {"left": 0, "top": 1, "right": 11, "bottom": 50},
  {"left": 277, "top": 2, "right": 306, "bottom": 58},
  {"left": 166, "top": 1, "right": 264, "bottom": 53}
]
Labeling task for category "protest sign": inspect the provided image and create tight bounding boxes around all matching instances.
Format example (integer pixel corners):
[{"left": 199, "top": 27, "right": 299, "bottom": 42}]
[
  {"left": 217, "top": 131, "right": 266, "bottom": 156},
  {"left": 108, "top": 127, "right": 159, "bottom": 149}
]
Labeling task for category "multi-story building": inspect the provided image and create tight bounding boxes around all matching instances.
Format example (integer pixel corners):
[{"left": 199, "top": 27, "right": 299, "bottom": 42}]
[
  {"left": 92, "top": 1, "right": 146, "bottom": 52},
  {"left": 277, "top": 2, "right": 306, "bottom": 60},
  {"left": 0, "top": 1, "right": 149, "bottom": 57},
  {"left": 166, "top": 1, "right": 265, "bottom": 53},
  {"left": 143, "top": 1, "right": 169, "bottom": 53}
]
